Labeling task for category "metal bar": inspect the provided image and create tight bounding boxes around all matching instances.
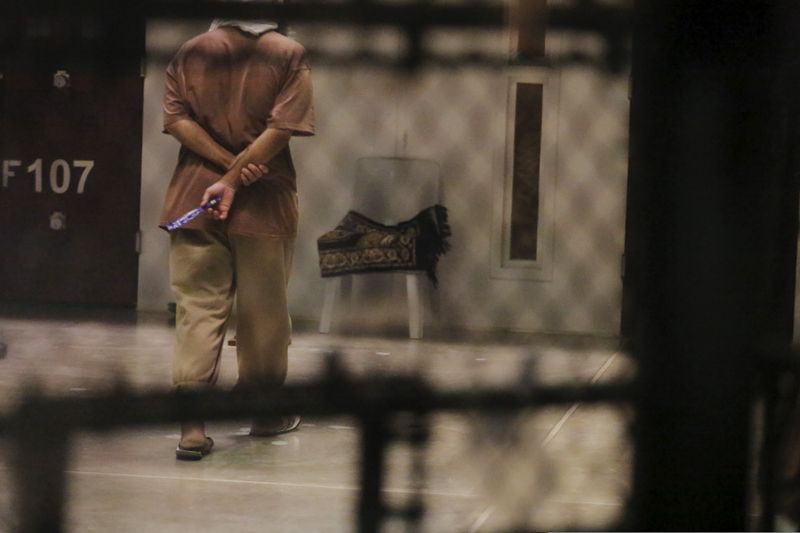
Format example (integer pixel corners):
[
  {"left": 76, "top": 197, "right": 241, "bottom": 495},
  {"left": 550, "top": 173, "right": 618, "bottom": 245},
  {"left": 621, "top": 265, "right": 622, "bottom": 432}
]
[
  {"left": 9, "top": 1, "right": 505, "bottom": 27},
  {"left": 2, "top": 373, "right": 630, "bottom": 532},
  {"left": 0, "top": 379, "right": 633, "bottom": 435},
  {"left": 6, "top": 1, "right": 632, "bottom": 34},
  {"left": 2, "top": 1, "right": 631, "bottom": 71},
  {"left": 627, "top": 1, "right": 800, "bottom": 529},
  {"left": 358, "top": 413, "right": 388, "bottom": 533},
  {"left": 12, "top": 420, "right": 70, "bottom": 533}
]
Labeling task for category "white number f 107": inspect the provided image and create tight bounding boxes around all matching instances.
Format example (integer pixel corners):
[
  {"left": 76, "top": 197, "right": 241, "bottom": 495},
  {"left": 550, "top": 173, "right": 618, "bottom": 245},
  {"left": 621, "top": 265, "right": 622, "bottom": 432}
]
[{"left": 2, "top": 159, "right": 95, "bottom": 194}]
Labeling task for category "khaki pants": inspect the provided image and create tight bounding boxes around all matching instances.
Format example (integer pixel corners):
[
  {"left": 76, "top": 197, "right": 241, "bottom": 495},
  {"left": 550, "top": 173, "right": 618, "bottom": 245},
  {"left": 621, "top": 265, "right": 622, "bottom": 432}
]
[{"left": 169, "top": 229, "right": 294, "bottom": 391}]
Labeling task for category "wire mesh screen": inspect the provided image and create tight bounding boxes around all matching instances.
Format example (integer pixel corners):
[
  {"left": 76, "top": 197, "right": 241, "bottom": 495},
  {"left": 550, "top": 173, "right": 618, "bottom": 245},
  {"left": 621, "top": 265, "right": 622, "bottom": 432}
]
[
  {"left": 9, "top": 0, "right": 799, "bottom": 532},
  {"left": 0, "top": 315, "right": 631, "bottom": 532},
  {"left": 0, "top": 1, "right": 643, "bottom": 531}
]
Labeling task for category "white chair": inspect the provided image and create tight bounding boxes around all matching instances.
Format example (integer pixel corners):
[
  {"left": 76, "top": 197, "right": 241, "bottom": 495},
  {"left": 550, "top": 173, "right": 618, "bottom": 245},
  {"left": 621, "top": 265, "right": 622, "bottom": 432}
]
[{"left": 318, "top": 157, "right": 441, "bottom": 339}]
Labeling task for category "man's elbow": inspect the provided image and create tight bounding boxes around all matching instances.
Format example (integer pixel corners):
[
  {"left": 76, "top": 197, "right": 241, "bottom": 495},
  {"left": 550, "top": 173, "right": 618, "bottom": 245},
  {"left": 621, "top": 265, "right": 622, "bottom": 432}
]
[
  {"left": 163, "top": 124, "right": 176, "bottom": 139},
  {"left": 164, "top": 121, "right": 182, "bottom": 137},
  {"left": 271, "top": 128, "right": 293, "bottom": 144},
  {"left": 165, "top": 118, "right": 195, "bottom": 138}
]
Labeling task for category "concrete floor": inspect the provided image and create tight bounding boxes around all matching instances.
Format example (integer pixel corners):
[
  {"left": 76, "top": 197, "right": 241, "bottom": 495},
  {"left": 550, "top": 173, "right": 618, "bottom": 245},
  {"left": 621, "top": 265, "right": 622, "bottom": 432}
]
[{"left": 0, "top": 307, "right": 633, "bottom": 532}]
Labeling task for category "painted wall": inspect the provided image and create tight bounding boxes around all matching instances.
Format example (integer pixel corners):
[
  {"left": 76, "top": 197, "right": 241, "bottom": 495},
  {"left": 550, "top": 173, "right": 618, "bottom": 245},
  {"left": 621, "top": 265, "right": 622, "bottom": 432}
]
[{"left": 139, "top": 22, "right": 629, "bottom": 336}]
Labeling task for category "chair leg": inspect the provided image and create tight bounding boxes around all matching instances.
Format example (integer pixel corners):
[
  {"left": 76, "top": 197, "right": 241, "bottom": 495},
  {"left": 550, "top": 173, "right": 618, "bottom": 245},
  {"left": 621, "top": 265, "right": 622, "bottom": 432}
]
[
  {"left": 319, "top": 277, "right": 341, "bottom": 334},
  {"left": 406, "top": 274, "right": 423, "bottom": 339}
]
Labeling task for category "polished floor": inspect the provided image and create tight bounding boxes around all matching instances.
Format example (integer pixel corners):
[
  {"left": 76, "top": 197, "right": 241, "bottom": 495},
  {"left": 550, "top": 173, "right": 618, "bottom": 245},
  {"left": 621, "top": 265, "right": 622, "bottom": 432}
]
[{"left": 0, "top": 308, "right": 632, "bottom": 532}]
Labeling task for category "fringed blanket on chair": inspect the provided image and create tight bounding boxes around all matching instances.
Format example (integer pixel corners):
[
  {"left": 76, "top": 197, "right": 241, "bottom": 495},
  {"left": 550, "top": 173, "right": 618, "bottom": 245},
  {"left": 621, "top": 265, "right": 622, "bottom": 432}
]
[{"left": 317, "top": 205, "right": 451, "bottom": 287}]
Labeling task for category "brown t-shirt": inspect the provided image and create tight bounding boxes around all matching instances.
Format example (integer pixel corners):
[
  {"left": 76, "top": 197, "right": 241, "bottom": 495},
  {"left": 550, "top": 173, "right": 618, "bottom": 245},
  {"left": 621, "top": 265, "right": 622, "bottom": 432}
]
[{"left": 160, "top": 28, "right": 315, "bottom": 236}]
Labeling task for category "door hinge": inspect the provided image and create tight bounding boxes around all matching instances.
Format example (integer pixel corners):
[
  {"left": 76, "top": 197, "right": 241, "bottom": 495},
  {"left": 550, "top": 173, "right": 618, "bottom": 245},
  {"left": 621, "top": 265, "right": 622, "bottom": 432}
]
[
  {"left": 140, "top": 56, "right": 146, "bottom": 78},
  {"left": 135, "top": 230, "right": 142, "bottom": 254}
]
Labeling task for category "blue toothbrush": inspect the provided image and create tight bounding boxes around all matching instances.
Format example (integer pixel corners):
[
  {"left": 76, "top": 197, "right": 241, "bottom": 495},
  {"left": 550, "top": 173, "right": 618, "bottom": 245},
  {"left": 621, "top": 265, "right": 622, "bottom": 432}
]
[{"left": 159, "top": 197, "right": 221, "bottom": 232}]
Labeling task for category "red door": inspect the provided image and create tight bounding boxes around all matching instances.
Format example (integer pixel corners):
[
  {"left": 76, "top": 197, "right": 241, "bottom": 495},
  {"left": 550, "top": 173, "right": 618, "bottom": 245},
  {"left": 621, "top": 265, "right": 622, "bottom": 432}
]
[{"left": 0, "top": 15, "right": 144, "bottom": 306}]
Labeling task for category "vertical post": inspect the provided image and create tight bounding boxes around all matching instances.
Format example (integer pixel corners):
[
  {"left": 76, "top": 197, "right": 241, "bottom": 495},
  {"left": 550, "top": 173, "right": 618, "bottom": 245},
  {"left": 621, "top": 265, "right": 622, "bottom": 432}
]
[
  {"left": 508, "top": 0, "right": 547, "bottom": 62},
  {"left": 13, "top": 405, "right": 70, "bottom": 533},
  {"left": 628, "top": 1, "right": 800, "bottom": 530},
  {"left": 358, "top": 413, "right": 388, "bottom": 533}
]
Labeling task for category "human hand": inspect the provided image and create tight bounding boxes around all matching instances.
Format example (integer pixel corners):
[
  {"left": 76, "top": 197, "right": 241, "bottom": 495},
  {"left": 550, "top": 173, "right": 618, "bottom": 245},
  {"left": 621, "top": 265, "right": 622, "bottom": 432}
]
[
  {"left": 240, "top": 163, "right": 269, "bottom": 186},
  {"left": 201, "top": 180, "right": 237, "bottom": 220}
]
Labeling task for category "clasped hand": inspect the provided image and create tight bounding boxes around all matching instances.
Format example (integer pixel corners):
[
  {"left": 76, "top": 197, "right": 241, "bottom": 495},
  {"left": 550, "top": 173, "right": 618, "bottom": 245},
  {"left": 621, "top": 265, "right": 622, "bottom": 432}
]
[{"left": 201, "top": 162, "right": 269, "bottom": 221}]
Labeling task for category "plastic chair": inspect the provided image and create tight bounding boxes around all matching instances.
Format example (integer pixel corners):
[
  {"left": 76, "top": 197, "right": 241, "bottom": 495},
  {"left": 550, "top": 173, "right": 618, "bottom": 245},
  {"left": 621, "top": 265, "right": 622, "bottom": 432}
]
[{"left": 318, "top": 157, "right": 441, "bottom": 339}]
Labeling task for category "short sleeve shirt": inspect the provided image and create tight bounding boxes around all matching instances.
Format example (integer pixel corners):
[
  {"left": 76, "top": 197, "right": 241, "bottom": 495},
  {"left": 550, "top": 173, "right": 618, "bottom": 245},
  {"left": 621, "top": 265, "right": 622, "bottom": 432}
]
[{"left": 160, "top": 28, "right": 315, "bottom": 236}]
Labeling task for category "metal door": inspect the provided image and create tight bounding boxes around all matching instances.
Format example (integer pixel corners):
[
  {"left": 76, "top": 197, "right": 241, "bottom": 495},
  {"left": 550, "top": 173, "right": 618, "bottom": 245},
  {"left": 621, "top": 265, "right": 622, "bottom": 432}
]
[{"left": 0, "top": 15, "right": 144, "bottom": 306}]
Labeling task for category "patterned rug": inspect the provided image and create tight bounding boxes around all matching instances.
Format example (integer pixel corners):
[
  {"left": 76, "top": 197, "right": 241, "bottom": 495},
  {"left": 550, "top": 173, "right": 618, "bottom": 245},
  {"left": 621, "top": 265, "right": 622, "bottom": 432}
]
[{"left": 317, "top": 205, "right": 451, "bottom": 287}]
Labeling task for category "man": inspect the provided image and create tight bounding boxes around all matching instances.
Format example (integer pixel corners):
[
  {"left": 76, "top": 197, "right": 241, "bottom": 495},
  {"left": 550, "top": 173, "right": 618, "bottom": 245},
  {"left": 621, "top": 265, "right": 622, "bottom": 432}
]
[{"left": 160, "top": 18, "right": 314, "bottom": 460}]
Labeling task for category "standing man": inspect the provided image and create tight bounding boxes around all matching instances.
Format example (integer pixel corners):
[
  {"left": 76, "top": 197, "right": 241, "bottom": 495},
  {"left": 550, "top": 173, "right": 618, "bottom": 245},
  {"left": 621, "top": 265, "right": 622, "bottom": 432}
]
[{"left": 160, "top": 18, "right": 315, "bottom": 460}]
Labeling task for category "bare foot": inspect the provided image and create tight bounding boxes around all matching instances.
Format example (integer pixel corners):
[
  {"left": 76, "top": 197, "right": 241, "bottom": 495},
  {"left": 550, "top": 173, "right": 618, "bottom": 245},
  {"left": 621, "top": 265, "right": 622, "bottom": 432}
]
[{"left": 180, "top": 421, "right": 207, "bottom": 448}]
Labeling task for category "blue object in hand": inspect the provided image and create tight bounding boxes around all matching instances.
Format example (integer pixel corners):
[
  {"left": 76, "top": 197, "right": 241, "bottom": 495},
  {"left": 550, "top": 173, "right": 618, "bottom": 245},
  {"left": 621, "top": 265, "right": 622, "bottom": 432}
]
[{"left": 159, "top": 197, "right": 221, "bottom": 232}]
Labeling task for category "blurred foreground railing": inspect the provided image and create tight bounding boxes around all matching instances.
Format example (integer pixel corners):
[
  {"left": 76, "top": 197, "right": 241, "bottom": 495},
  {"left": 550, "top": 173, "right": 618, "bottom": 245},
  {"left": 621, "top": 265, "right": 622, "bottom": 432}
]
[
  {"left": 1, "top": 352, "right": 633, "bottom": 533},
  {"left": 2, "top": 0, "right": 631, "bottom": 71}
]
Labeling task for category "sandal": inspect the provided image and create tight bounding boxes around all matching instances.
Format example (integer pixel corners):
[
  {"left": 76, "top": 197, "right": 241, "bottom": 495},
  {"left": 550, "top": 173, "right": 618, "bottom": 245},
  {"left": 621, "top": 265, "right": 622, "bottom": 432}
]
[
  {"left": 250, "top": 415, "right": 301, "bottom": 437},
  {"left": 176, "top": 436, "right": 214, "bottom": 461}
]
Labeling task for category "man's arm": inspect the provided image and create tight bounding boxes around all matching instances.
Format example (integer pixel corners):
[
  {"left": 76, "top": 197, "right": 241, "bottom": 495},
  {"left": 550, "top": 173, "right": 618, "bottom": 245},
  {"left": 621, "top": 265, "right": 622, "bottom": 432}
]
[
  {"left": 202, "top": 127, "right": 292, "bottom": 220},
  {"left": 166, "top": 119, "right": 269, "bottom": 198},
  {"left": 165, "top": 118, "right": 236, "bottom": 171}
]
